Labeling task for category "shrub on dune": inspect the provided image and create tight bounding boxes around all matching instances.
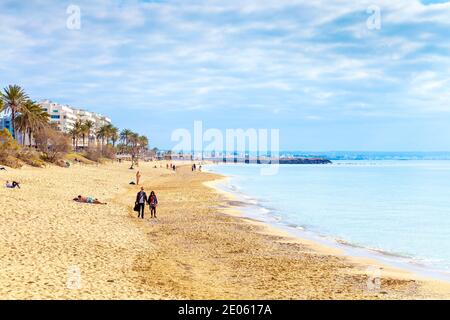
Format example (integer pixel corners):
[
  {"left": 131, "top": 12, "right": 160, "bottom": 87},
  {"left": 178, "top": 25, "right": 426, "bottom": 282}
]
[
  {"left": 18, "top": 149, "right": 46, "bottom": 167},
  {"left": 84, "top": 147, "right": 103, "bottom": 162},
  {"left": 34, "top": 127, "right": 71, "bottom": 164},
  {"left": 0, "top": 128, "right": 22, "bottom": 168}
]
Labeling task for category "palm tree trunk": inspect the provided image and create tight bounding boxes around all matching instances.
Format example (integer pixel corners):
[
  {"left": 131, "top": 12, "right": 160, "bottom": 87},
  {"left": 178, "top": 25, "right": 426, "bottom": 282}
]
[
  {"left": 11, "top": 110, "right": 16, "bottom": 140},
  {"left": 28, "top": 129, "right": 32, "bottom": 148}
]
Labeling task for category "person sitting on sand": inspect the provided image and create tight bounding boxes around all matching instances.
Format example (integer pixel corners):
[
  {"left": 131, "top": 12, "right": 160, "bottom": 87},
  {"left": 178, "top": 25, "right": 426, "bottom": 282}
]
[
  {"left": 73, "top": 195, "right": 107, "bottom": 205},
  {"left": 149, "top": 191, "right": 158, "bottom": 218},
  {"left": 5, "top": 180, "right": 20, "bottom": 189}
]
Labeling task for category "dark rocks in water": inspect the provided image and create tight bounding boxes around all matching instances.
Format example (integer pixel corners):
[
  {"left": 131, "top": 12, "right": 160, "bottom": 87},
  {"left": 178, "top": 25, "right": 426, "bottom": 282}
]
[
  {"left": 243, "top": 158, "right": 332, "bottom": 164},
  {"left": 209, "top": 157, "right": 332, "bottom": 164},
  {"left": 278, "top": 158, "right": 332, "bottom": 164}
]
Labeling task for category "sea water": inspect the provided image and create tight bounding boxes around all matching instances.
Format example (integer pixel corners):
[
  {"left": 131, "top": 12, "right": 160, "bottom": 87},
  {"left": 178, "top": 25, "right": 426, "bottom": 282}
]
[{"left": 205, "top": 161, "right": 450, "bottom": 279}]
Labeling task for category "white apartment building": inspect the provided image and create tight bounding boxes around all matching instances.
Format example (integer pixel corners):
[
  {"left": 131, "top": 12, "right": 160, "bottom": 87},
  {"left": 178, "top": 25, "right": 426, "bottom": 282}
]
[
  {"left": 39, "top": 100, "right": 78, "bottom": 133},
  {"left": 38, "top": 100, "right": 112, "bottom": 147}
]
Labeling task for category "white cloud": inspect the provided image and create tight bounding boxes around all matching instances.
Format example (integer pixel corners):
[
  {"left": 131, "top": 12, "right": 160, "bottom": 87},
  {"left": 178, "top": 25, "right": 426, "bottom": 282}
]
[{"left": 0, "top": 0, "right": 449, "bottom": 118}]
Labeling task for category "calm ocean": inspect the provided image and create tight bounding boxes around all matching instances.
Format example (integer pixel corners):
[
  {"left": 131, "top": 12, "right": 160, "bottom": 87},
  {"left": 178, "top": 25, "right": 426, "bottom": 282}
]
[{"left": 205, "top": 161, "right": 450, "bottom": 280}]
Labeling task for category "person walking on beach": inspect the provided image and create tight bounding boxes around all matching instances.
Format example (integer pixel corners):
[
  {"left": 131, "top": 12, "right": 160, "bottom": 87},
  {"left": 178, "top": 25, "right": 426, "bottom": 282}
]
[
  {"left": 135, "top": 187, "right": 148, "bottom": 219},
  {"left": 149, "top": 191, "right": 158, "bottom": 218},
  {"left": 136, "top": 170, "right": 141, "bottom": 185}
]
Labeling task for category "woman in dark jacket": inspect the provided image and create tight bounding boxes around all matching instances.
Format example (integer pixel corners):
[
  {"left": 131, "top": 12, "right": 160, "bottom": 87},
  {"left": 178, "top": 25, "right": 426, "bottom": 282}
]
[{"left": 149, "top": 191, "right": 158, "bottom": 218}]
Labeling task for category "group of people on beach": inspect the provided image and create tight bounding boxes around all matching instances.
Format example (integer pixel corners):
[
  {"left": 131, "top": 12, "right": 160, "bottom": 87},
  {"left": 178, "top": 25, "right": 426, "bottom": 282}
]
[
  {"left": 166, "top": 163, "right": 177, "bottom": 171},
  {"left": 135, "top": 187, "right": 158, "bottom": 219},
  {"left": 191, "top": 163, "right": 202, "bottom": 172},
  {"left": 3, "top": 164, "right": 159, "bottom": 218}
]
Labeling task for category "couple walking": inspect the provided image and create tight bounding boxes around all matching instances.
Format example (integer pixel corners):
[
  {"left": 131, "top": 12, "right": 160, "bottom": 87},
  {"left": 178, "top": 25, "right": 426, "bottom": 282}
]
[{"left": 135, "top": 187, "right": 158, "bottom": 219}]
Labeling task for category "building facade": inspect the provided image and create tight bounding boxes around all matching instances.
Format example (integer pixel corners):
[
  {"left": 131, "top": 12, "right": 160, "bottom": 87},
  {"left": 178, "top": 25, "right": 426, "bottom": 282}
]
[
  {"left": 39, "top": 100, "right": 112, "bottom": 147},
  {"left": 1, "top": 102, "right": 112, "bottom": 148},
  {"left": 39, "top": 100, "right": 79, "bottom": 133},
  {"left": 0, "top": 114, "right": 26, "bottom": 144},
  {"left": 0, "top": 115, "right": 14, "bottom": 135}
]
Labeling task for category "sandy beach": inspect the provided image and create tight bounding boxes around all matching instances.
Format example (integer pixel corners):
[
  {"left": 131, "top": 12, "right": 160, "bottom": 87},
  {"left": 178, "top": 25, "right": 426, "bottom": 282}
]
[{"left": 1, "top": 161, "right": 450, "bottom": 299}]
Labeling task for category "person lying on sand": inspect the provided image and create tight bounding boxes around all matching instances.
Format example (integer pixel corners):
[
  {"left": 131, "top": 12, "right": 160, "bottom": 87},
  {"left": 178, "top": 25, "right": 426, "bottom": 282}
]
[
  {"left": 5, "top": 181, "right": 20, "bottom": 189},
  {"left": 73, "top": 195, "right": 107, "bottom": 205},
  {"left": 0, "top": 167, "right": 6, "bottom": 171}
]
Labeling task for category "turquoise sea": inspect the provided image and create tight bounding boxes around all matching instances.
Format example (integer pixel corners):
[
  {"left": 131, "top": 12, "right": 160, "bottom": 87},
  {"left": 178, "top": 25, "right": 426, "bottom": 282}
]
[{"left": 205, "top": 161, "right": 450, "bottom": 280}]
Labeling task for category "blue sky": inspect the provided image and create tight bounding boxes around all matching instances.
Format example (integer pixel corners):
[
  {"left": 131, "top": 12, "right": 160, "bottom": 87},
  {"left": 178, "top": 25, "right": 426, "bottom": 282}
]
[{"left": 1, "top": 0, "right": 450, "bottom": 151}]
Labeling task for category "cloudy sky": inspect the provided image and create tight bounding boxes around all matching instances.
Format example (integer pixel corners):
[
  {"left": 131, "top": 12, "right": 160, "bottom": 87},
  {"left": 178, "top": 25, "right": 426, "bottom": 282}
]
[{"left": 1, "top": 0, "right": 449, "bottom": 151}]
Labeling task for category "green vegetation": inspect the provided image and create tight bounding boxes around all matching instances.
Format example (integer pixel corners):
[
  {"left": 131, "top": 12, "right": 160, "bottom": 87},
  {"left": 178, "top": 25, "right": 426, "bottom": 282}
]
[
  {"left": 0, "top": 84, "right": 150, "bottom": 169},
  {"left": 0, "top": 129, "right": 44, "bottom": 168},
  {"left": 117, "top": 129, "right": 149, "bottom": 168},
  {"left": 0, "top": 85, "right": 29, "bottom": 139}
]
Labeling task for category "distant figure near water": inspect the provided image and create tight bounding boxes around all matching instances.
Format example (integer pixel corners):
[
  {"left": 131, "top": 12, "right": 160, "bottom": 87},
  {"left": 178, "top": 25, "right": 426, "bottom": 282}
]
[{"left": 135, "top": 187, "right": 147, "bottom": 219}]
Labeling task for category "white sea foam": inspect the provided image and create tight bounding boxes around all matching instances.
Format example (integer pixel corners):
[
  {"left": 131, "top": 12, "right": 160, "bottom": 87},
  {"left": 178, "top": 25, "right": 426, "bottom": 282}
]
[{"left": 206, "top": 161, "right": 450, "bottom": 280}]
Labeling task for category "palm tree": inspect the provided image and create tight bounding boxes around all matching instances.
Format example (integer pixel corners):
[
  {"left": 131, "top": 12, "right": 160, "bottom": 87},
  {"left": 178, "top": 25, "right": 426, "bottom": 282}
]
[
  {"left": 82, "top": 120, "right": 94, "bottom": 148},
  {"left": 120, "top": 129, "right": 133, "bottom": 146},
  {"left": 96, "top": 124, "right": 110, "bottom": 149},
  {"left": 109, "top": 126, "right": 119, "bottom": 147},
  {"left": 0, "top": 85, "right": 29, "bottom": 139},
  {"left": 138, "top": 135, "right": 149, "bottom": 150},
  {"left": 15, "top": 100, "right": 50, "bottom": 146},
  {"left": 72, "top": 120, "right": 84, "bottom": 151},
  {"left": 104, "top": 124, "right": 114, "bottom": 145},
  {"left": 68, "top": 128, "right": 78, "bottom": 150},
  {"left": 128, "top": 132, "right": 140, "bottom": 168}
]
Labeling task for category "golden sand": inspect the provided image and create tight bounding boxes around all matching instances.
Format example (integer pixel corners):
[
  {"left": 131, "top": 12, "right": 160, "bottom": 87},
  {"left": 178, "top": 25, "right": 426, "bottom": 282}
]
[{"left": 0, "top": 161, "right": 449, "bottom": 299}]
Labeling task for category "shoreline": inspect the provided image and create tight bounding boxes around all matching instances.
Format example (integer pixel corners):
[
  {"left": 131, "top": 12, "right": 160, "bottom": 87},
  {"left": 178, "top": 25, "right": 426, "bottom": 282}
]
[
  {"left": 2, "top": 161, "right": 450, "bottom": 299},
  {"left": 203, "top": 173, "right": 450, "bottom": 297}
]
